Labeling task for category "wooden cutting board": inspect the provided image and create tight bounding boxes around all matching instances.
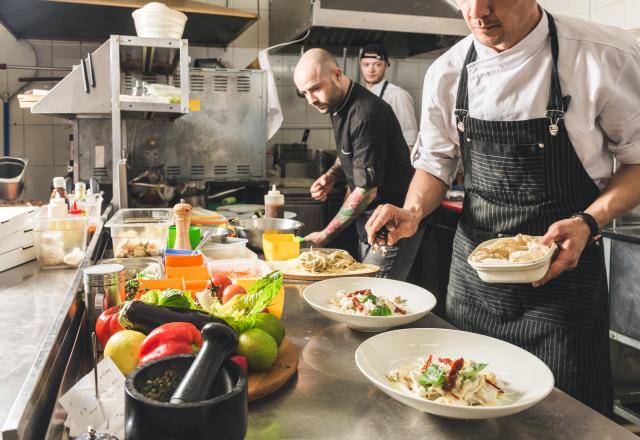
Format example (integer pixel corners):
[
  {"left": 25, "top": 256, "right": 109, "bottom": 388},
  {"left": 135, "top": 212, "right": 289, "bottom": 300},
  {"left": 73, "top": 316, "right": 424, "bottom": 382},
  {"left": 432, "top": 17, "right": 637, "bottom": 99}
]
[
  {"left": 279, "top": 264, "right": 380, "bottom": 281},
  {"left": 248, "top": 337, "right": 298, "bottom": 401}
]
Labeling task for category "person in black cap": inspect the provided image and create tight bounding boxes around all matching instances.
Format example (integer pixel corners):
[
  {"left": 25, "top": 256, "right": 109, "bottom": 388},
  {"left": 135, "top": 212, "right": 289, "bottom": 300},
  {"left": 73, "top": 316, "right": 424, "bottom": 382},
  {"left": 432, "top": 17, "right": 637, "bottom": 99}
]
[
  {"left": 360, "top": 43, "right": 418, "bottom": 150},
  {"left": 293, "top": 48, "right": 425, "bottom": 281}
]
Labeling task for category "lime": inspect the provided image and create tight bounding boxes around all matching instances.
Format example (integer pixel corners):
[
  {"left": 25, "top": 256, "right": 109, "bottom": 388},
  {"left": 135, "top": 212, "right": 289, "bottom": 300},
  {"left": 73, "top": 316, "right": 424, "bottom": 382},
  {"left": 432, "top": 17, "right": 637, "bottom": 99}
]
[
  {"left": 254, "top": 313, "right": 285, "bottom": 347},
  {"left": 238, "top": 328, "right": 278, "bottom": 371},
  {"left": 104, "top": 330, "right": 146, "bottom": 376}
]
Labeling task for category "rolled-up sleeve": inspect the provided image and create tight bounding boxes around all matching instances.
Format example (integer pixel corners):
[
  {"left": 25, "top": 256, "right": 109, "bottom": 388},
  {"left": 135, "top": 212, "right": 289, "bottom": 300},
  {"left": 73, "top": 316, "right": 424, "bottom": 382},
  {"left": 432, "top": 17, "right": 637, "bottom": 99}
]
[
  {"left": 601, "top": 44, "right": 640, "bottom": 164},
  {"left": 411, "top": 64, "right": 461, "bottom": 186}
]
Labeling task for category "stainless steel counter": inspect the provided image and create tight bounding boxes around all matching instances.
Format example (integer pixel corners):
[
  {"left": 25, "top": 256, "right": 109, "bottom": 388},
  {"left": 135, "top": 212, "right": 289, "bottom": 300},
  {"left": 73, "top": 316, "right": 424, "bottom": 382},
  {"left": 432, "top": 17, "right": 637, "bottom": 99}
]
[
  {"left": 0, "top": 262, "right": 77, "bottom": 428},
  {"left": 1, "top": 219, "right": 635, "bottom": 439},
  {"left": 248, "top": 283, "right": 637, "bottom": 439}
]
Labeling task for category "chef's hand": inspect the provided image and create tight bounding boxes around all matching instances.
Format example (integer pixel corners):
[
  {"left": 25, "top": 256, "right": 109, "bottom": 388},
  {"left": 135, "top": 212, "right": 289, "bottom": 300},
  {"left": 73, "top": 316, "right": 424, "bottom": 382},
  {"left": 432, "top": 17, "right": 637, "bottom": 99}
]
[
  {"left": 310, "top": 173, "right": 335, "bottom": 202},
  {"left": 532, "top": 217, "right": 592, "bottom": 287},
  {"left": 304, "top": 231, "right": 329, "bottom": 248},
  {"left": 365, "top": 204, "right": 421, "bottom": 246}
]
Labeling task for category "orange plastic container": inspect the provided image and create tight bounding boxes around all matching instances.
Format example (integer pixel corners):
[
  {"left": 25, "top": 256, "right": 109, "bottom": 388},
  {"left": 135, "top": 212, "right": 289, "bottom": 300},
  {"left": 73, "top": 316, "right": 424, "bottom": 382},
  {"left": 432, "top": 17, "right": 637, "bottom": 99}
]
[
  {"left": 136, "top": 278, "right": 186, "bottom": 299},
  {"left": 166, "top": 265, "right": 210, "bottom": 281},
  {"left": 165, "top": 253, "right": 204, "bottom": 268},
  {"left": 185, "top": 279, "right": 208, "bottom": 295}
]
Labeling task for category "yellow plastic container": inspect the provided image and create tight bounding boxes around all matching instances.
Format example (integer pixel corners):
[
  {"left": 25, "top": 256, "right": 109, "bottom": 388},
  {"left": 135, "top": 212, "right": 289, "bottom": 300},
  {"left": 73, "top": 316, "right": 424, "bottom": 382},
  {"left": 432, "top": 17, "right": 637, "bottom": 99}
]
[{"left": 262, "top": 233, "right": 300, "bottom": 261}]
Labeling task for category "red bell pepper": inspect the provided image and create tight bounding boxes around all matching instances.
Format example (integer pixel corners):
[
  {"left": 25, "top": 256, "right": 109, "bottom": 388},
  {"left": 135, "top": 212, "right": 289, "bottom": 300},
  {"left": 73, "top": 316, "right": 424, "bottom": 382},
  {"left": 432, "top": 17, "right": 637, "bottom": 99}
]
[
  {"left": 95, "top": 306, "right": 123, "bottom": 347},
  {"left": 138, "top": 322, "right": 203, "bottom": 365}
]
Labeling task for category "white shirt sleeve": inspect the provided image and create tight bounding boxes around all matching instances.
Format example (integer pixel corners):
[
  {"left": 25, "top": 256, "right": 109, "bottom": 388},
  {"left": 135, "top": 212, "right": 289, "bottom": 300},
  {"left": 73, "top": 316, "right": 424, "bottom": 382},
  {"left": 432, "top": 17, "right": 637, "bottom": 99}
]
[
  {"left": 599, "top": 43, "right": 640, "bottom": 164},
  {"left": 411, "top": 62, "right": 460, "bottom": 186},
  {"left": 386, "top": 90, "right": 419, "bottom": 146}
]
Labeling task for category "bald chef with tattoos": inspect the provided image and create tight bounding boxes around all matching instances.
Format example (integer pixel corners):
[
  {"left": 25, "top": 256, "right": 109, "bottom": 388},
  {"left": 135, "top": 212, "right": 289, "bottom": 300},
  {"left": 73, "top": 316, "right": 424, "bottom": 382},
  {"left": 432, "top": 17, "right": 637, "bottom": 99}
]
[{"left": 293, "top": 48, "right": 425, "bottom": 280}]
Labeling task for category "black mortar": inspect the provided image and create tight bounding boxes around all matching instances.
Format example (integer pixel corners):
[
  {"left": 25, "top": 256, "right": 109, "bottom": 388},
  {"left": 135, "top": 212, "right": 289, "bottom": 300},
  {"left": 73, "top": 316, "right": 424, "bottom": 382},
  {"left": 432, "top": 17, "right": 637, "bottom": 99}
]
[{"left": 125, "top": 354, "right": 248, "bottom": 440}]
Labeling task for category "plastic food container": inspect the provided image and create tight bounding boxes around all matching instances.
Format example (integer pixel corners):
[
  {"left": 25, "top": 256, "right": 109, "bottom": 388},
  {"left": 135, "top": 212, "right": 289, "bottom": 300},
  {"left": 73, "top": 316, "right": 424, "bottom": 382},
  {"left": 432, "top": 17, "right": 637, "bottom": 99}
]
[
  {"left": 467, "top": 238, "right": 557, "bottom": 284},
  {"left": 98, "top": 257, "right": 163, "bottom": 280},
  {"left": 165, "top": 253, "right": 205, "bottom": 268},
  {"left": 202, "top": 237, "right": 248, "bottom": 248},
  {"left": 138, "top": 278, "right": 186, "bottom": 299},
  {"left": 166, "top": 265, "right": 209, "bottom": 281},
  {"left": 132, "top": 2, "right": 187, "bottom": 39},
  {"left": 106, "top": 208, "right": 172, "bottom": 258},
  {"left": 34, "top": 206, "right": 88, "bottom": 269},
  {"left": 201, "top": 246, "right": 257, "bottom": 261},
  {"left": 262, "top": 233, "right": 300, "bottom": 261}
]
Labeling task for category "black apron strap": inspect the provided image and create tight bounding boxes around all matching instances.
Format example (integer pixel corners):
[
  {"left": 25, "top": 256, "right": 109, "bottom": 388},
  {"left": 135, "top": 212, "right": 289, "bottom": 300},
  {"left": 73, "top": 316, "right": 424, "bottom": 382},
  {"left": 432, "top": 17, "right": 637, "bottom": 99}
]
[
  {"left": 454, "top": 43, "right": 477, "bottom": 132},
  {"left": 544, "top": 11, "right": 572, "bottom": 135},
  {"left": 379, "top": 80, "right": 389, "bottom": 99}
]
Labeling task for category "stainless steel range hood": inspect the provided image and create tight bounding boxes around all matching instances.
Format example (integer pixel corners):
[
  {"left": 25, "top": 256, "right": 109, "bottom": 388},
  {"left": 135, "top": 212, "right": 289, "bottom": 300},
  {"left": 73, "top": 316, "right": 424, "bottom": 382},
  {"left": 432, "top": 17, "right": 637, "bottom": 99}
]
[
  {"left": 269, "top": 0, "right": 469, "bottom": 57},
  {"left": 0, "top": 0, "right": 257, "bottom": 47}
]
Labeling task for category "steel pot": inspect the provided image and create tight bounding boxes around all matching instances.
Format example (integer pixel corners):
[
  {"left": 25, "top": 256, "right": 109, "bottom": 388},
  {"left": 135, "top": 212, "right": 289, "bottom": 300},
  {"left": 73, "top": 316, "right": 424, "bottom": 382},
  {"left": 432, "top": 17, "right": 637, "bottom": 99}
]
[
  {"left": 0, "top": 157, "right": 28, "bottom": 200},
  {"left": 230, "top": 217, "right": 304, "bottom": 251}
]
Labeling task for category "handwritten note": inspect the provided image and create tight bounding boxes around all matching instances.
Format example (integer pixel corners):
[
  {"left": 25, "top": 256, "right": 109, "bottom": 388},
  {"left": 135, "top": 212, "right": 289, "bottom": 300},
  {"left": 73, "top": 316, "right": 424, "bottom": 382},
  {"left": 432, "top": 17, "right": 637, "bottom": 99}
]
[{"left": 59, "top": 356, "right": 125, "bottom": 438}]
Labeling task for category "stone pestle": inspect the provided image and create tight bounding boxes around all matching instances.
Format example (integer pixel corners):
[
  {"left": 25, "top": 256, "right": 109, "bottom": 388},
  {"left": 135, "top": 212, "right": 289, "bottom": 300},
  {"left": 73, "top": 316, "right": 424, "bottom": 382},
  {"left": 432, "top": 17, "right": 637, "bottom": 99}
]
[{"left": 169, "top": 322, "right": 238, "bottom": 404}]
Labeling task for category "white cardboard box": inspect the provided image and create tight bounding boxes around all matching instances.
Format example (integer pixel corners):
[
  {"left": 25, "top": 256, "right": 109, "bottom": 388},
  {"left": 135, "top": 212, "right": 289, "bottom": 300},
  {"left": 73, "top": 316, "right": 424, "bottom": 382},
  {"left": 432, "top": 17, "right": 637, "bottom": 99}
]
[
  {"left": 0, "top": 229, "right": 34, "bottom": 255},
  {"left": 0, "top": 207, "right": 37, "bottom": 240},
  {"left": 0, "top": 245, "right": 36, "bottom": 272}
]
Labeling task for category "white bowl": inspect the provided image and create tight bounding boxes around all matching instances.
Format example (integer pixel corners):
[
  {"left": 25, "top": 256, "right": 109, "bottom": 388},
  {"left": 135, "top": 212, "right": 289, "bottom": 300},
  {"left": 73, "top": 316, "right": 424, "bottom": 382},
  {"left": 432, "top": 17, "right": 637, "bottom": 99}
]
[
  {"left": 355, "top": 328, "right": 554, "bottom": 419},
  {"left": 303, "top": 277, "right": 437, "bottom": 332},
  {"left": 467, "top": 238, "right": 557, "bottom": 284},
  {"left": 132, "top": 2, "right": 187, "bottom": 39}
]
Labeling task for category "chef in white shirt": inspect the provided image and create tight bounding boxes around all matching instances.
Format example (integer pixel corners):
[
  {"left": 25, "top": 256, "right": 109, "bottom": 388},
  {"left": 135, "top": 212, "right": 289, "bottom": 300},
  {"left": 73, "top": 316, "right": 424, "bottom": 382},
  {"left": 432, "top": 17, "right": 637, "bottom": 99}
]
[
  {"left": 359, "top": 44, "right": 419, "bottom": 149},
  {"left": 366, "top": 0, "right": 640, "bottom": 416}
]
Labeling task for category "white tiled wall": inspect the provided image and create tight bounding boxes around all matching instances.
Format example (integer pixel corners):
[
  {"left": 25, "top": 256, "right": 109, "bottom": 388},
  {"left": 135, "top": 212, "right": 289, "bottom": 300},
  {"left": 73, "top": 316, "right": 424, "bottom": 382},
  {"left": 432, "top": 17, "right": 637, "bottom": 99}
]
[{"left": 2, "top": 0, "right": 639, "bottom": 200}]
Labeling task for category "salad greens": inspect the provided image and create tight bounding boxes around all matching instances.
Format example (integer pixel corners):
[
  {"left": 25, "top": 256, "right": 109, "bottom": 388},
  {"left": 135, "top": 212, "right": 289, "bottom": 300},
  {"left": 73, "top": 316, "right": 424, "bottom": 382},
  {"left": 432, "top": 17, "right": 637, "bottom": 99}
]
[
  {"left": 459, "top": 362, "right": 488, "bottom": 380},
  {"left": 196, "top": 270, "right": 283, "bottom": 334},
  {"left": 371, "top": 304, "right": 392, "bottom": 316},
  {"left": 142, "top": 288, "right": 194, "bottom": 309},
  {"left": 418, "top": 364, "right": 447, "bottom": 387},
  {"left": 362, "top": 294, "right": 378, "bottom": 304}
]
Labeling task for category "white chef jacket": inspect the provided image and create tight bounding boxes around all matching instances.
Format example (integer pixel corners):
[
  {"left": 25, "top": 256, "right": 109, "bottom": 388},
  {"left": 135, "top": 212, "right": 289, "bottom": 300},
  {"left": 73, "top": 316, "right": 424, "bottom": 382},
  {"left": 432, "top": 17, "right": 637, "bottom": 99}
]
[
  {"left": 370, "top": 80, "right": 419, "bottom": 147},
  {"left": 412, "top": 10, "right": 640, "bottom": 190}
]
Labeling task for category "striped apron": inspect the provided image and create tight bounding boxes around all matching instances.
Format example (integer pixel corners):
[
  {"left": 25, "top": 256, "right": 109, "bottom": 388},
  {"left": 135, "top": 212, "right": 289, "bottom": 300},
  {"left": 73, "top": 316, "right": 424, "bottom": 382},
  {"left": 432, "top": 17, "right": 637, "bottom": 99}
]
[{"left": 446, "top": 12, "right": 613, "bottom": 416}]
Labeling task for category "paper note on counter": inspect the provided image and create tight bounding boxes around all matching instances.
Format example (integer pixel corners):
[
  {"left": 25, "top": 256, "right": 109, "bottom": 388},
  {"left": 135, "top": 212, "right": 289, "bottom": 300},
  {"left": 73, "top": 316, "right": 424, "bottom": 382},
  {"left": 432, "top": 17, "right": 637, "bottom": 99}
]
[{"left": 59, "top": 356, "right": 125, "bottom": 438}]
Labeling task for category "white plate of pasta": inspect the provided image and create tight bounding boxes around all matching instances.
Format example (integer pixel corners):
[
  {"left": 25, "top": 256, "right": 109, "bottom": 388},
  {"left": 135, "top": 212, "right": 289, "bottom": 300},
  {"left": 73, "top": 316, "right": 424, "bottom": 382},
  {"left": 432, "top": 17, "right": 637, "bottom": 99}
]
[
  {"left": 303, "top": 277, "right": 436, "bottom": 332},
  {"left": 274, "top": 248, "right": 380, "bottom": 280},
  {"left": 355, "top": 328, "right": 554, "bottom": 419}
]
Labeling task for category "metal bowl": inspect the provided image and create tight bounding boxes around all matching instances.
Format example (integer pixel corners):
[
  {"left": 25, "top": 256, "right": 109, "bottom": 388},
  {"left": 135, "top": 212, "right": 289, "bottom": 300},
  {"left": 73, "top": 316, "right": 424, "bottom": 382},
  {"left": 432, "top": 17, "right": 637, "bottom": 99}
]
[
  {"left": 0, "top": 157, "right": 28, "bottom": 201},
  {"left": 129, "top": 182, "right": 177, "bottom": 205},
  {"left": 230, "top": 217, "right": 304, "bottom": 251}
]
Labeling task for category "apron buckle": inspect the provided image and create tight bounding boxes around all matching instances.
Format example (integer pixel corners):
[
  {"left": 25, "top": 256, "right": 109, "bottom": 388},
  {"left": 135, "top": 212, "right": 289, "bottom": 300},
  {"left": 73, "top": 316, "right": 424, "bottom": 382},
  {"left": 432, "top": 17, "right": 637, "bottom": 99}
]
[
  {"left": 454, "top": 109, "right": 468, "bottom": 133},
  {"left": 544, "top": 110, "right": 565, "bottom": 137}
]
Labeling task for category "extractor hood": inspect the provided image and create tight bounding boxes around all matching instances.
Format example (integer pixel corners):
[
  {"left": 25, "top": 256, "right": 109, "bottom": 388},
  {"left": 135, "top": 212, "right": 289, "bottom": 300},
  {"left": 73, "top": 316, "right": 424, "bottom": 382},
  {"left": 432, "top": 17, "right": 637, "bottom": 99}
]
[
  {"left": 0, "top": 0, "right": 257, "bottom": 47},
  {"left": 269, "top": 0, "right": 469, "bottom": 57}
]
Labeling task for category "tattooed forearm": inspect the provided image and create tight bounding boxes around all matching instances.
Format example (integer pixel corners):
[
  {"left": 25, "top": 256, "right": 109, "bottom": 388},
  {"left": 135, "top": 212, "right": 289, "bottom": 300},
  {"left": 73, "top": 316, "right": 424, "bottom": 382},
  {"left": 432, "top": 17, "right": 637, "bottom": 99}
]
[{"left": 323, "top": 187, "right": 377, "bottom": 240}]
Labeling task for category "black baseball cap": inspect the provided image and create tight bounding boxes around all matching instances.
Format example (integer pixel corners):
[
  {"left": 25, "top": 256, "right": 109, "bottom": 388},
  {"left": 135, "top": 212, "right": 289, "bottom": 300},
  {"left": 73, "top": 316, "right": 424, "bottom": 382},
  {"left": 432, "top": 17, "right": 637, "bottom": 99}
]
[{"left": 360, "top": 44, "right": 389, "bottom": 64}]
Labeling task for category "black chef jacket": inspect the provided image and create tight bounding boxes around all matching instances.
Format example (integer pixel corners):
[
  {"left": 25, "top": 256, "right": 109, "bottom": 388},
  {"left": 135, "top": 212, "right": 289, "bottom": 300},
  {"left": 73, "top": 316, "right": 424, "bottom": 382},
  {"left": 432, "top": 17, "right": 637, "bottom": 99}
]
[{"left": 330, "top": 80, "right": 414, "bottom": 210}]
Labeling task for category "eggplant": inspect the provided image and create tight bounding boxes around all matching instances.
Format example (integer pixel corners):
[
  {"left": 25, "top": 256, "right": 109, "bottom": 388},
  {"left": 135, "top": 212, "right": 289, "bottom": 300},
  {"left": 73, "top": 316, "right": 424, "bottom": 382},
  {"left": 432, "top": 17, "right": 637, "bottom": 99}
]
[{"left": 118, "top": 301, "right": 229, "bottom": 334}]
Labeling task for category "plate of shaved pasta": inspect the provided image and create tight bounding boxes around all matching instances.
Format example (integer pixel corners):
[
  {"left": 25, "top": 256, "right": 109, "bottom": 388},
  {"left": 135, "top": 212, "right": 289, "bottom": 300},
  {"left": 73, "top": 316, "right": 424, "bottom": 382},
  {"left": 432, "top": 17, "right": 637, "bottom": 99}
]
[
  {"left": 273, "top": 248, "right": 380, "bottom": 280},
  {"left": 355, "top": 328, "right": 554, "bottom": 419},
  {"left": 303, "top": 277, "right": 436, "bottom": 331}
]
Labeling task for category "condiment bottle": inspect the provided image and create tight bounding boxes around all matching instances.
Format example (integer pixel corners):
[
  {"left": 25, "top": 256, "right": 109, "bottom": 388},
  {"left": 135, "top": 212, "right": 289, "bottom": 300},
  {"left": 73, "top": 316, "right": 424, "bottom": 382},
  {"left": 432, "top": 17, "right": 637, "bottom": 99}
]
[
  {"left": 48, "top": 193, "right": 68, "bottom": 218},
  {"left": 51, "top": 176, "right": 69, "bottom": 208},
  {"left": 68, "top": 201, "right": 84, "bottom": 216},
  {"left": 173, "top": 199, "right": 193, "bottom": 250},
  {"left": 75, "top": 181, "right": 87, "bottom": 213},
  {"left": 264, "top": 185, "right": 285, "bottom": 218}
]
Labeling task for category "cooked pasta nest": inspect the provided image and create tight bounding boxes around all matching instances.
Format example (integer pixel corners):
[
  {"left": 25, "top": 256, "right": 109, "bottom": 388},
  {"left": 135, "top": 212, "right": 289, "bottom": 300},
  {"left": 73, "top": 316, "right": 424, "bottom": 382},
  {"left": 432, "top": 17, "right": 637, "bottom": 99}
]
[{"left": 296, "top": 249, "right": 368, "bottom": 274}]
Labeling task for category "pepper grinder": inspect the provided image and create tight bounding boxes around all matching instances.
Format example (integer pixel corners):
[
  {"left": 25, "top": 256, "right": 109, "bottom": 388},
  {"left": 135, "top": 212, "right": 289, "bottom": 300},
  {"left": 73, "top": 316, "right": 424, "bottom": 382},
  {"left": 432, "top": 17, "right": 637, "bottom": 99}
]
[{"left": 173, "top": 199, "right": 192, "bottom": 250}]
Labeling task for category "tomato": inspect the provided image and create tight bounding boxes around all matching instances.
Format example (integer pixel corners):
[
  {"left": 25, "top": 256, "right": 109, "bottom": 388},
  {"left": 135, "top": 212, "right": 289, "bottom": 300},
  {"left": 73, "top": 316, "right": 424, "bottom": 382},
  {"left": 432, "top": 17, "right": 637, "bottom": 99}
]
[
  {"left": 222, "top": 284, "right": 246, "bottom": 304},
  {"left": 207, "top": 274, "right": 232, "bottom": 299}
]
